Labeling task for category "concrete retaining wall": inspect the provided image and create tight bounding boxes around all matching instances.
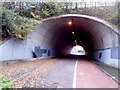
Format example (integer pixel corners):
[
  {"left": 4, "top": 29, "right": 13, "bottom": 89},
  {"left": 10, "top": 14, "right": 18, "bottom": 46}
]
[
  {"left": 0, "top": 38, "right": 55, "bottom": 61},
  {"left": 93, "top": 47, "right": 120, "bottom": 69}
]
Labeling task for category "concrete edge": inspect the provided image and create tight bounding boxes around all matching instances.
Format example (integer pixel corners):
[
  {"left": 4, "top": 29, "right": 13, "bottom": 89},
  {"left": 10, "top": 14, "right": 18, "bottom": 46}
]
[
  {"left": 0, "top": 56, "right": 55, "bottom": 66},
  {"left": 91, "top": 61, "right": 119, "bottom": 84}
]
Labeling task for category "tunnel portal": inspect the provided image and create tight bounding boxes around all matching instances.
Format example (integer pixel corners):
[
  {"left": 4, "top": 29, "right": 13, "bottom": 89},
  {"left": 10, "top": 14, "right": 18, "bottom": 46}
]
[
  {"left": 0, "top": 14, "right": 119, "bottom": 68},
  {"left": 28, "top": 14, "right": 119, "bottom": 68}
]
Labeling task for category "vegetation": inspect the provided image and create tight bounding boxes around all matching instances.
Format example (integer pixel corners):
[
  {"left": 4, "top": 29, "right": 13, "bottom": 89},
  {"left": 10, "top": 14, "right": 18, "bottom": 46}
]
[
  {"left": 1, "top": 2, "right": 63, "bottom": 41},
  {"left": 1, "top": 6, "right": 40, "bottom": 40},
  {"left": 109, "top": 7, "right": 120, "bottom": 27},
  {"left": 3, "top": 2, "right": 63, "bottom": 20},
  {"left": 0, "top": 76, "right": 13, "bottom": 89},
  {"left": 0, "top": 2, "right": 119, "bottom": 41}
]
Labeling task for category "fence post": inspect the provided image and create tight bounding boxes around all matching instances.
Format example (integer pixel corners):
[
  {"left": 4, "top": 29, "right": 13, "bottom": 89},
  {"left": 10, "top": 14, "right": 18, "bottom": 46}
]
[
  {"left": 84, "top": 2, "right": 86, "bottom": 8},
  {"left": 75, "top": 2, "right": 78, "bottom": 10},
  {"left": 95, "top": 2, "right": 96, "bottom": 8},
  {"left": 105, "top": 2, "right": 107, "bottom": 7}
]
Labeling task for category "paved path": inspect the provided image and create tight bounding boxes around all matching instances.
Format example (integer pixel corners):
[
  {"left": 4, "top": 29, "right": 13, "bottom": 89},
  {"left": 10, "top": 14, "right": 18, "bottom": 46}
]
[
  {"left": 42, "top": 58, "right": 76, "bottom": 88},
  {"left": 1, "top": 57, "right": 119, "bottom": 88},
  {"left": 76, "top": 59, "right": 118, "bottom": 88},
  {"left": 1, "top": 58, "right": 76, "bottom": 88}
]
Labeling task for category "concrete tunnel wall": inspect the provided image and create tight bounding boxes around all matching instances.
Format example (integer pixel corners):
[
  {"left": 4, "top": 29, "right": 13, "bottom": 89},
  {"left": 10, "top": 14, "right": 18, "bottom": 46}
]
[{"left": 0, "top": 14, "right": 120, "bottom": 69}]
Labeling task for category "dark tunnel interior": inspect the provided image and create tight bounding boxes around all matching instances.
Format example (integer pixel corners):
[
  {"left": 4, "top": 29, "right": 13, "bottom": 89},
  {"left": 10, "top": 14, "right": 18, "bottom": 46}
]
[
  {"left": 43, "top": 17, "right": 97, "bottom": 56},
  {"left": 32, "top": 14, "right": 114, "bottom": 58}
]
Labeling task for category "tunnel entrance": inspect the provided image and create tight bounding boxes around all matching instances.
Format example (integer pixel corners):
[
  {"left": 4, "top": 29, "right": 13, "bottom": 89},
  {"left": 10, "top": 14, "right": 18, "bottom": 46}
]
[
  {"left": 28, "top": 14, "right": 119, "bottom": 68},
  {"left": 0, "top": 14, "right": 118, "bottom": 69},
  {"left": 70, "top": 45, "right": 86, "bottom": 55}
]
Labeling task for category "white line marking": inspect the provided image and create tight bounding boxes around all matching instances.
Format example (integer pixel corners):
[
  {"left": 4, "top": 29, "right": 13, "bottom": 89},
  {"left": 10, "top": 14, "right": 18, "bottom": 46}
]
[
  {"left": 73, "top": 60, "right": 78, "bottom": 88},
  {"left": 94, "top": 63, "right": 118, "bottom": 83}
]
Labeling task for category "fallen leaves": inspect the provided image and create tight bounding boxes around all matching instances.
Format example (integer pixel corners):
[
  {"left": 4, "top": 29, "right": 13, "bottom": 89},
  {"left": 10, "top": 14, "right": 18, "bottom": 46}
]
[{"left": 2, "top": 58, "right": 57, "bottom": 88}]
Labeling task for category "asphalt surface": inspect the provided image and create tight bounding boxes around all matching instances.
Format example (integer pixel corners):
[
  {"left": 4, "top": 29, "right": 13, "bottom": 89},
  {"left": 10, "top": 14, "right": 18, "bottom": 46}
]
[
  {"left": 41, "top": 58, "right": 77, "bottom": 88},
  {"left": 1, "top": 57, "right": 119, "bottom": 88}
]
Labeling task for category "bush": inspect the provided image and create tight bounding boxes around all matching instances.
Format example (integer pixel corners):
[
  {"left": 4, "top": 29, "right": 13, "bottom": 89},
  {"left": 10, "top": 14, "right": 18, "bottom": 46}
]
[
  {"left": 1, "top": 6, "right": 41, "bottom": 40},
  {"left": 0, "top": 76, "right": 13, "bottom": 89}
]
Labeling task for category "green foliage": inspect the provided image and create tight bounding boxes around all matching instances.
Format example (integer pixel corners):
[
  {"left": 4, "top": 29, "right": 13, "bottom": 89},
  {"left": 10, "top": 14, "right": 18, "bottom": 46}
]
[
  {"left": 1, "top": 6, "right": 40, "bottom": 40},
  {"left": 1, "top": 2, "right": 119, "bottom": 41},
  {"left": 110, "top": 9, "right": 120, "bottom": 26},
  {"left": 28, "top": 2, "right": 63, "bottom": 19},
  {"left": 1, "top": 2, "right": 63, "bottom": 40},
  {"left": 3, "top": 2, "right": 63, "bottom": 20},
  {"left": 0, "top": 76, "right": 13, "bottom": 89},
  {"left": 14, "top": 7, "right": 31, "bottom": 17}
]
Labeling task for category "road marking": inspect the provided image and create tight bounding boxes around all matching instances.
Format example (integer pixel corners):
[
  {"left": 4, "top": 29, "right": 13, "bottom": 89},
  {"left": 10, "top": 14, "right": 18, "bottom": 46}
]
[
  {"left": 80, "top": 72, "right": 84, "bottom": 75},
  {"left": 73, "top": 60, "right": 78, "bottom": 88},
  {"left": 93, "top": 63, "right": 119, "bottom": 83}
]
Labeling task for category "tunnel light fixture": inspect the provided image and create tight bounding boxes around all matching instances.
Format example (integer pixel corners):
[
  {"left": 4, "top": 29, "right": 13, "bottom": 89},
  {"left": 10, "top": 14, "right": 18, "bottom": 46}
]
[
  {"left": 68, "top": 20, "right": 72, "bottom": 26},
  {"left": 72, "top": 32, "right": 75, "bottom": 34},
  {"left": 75, "top": 40, "right": 78, "bottom": 45},
  {"left": 75, "top": 42, "right": 78, "bottom": 45}
]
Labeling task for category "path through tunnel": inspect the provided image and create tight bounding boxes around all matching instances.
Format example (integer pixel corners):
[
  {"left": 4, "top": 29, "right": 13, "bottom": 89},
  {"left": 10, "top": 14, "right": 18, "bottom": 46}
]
[
  {"left": 0, "top": 14, "right": 119, "bottom": 88},
  {"left": 29, "top": 14, "right": 119, "bottom": 68}
]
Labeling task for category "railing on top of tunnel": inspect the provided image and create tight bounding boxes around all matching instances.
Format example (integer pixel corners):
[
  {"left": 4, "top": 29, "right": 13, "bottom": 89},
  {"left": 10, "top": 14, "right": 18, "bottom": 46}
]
[
  {"left": 15, "top": 2, "right": 119, "bottom": 24},
  {"left": 4, "top": 2, "right": 118, "bottom": 23},
  {"left": 30, "top": 2, "right": 119, "bottom": 14},
  {"left": 38, "top": 2, "right": 119, "bottom": 8},
  {"left": 58, "top": 2, "right": 118, "bottom": 9},
  {"left": 4, "top": 2, "right": 119, "bottom": 15}
]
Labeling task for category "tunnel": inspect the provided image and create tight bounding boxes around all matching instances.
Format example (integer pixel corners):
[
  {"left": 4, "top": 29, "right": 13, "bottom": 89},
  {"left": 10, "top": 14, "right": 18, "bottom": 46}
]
[
  {"left": 0, "top": 14, "right": 119, "bottom": 69},
  {"left": 28, "top": 14, "right": 120, "bottom": 68}
]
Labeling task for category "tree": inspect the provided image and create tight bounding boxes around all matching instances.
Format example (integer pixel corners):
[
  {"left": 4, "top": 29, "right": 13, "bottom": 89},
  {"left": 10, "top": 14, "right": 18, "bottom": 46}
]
[{"left": 1, "top": 7, "right": 40, "bottom": 40}]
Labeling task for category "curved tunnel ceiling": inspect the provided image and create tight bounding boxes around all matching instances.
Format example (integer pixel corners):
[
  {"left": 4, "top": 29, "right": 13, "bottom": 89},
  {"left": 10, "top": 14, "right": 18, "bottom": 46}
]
[{"left": 31, "top": 14, "right": 119, "bottom": 56}]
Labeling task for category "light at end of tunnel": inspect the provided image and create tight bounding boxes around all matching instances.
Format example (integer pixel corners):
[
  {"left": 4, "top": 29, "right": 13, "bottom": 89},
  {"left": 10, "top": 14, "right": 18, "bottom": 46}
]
[
  {"left": 70, "top": 45, "right": 86, "bottom": 55},
  {"left": 68, "top": 21, "right": 72, "bottom": 26}
]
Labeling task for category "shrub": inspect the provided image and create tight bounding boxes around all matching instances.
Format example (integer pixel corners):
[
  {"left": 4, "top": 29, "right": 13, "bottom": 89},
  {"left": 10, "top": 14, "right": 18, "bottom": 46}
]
[
  {"left": 1, "top": 6, "right": 41, "bottom": 40},
  {"left": 0, "top": 76, "right": 13, "bottom": 89}
]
